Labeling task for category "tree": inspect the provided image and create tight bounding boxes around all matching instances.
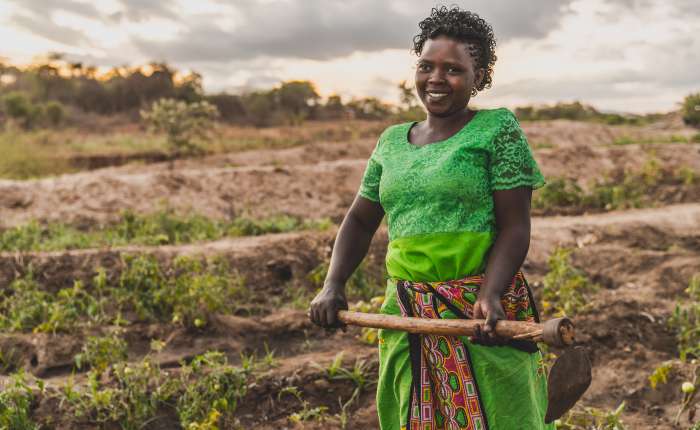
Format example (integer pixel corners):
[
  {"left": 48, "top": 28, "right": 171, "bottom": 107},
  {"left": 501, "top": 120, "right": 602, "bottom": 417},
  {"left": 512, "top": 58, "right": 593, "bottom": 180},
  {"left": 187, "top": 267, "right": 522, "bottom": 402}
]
[
  {"left": 141, "top": 98, "right": 219, "bottom": 154},
  {"left": 681, "top": 93, "right": 700, "bottom": 128},
  {"left": 273, "top": 80, "right": 320, "bottom": 124}
]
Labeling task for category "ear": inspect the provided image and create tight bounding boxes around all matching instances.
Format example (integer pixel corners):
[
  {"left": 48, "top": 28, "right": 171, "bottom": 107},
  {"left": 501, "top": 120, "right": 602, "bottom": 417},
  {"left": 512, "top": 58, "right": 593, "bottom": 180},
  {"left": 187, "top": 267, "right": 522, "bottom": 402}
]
[{"left": 474, "top": 68, "right": 486, "bottom": 89}]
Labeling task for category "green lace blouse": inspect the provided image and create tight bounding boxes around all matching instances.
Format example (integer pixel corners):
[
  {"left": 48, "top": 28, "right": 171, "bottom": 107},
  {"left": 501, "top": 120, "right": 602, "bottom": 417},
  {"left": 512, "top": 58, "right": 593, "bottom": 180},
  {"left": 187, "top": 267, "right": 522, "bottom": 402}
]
[{"left": 358, "top": 108, "right": 545, "bottom": 282}]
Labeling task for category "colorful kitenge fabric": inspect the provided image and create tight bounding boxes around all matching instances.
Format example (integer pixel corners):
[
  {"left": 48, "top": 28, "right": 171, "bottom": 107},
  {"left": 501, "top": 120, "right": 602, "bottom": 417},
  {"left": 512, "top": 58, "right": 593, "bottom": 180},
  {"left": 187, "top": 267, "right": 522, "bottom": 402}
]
[{"left": 395, "top": 273, "right": 539, "bottom": 430}]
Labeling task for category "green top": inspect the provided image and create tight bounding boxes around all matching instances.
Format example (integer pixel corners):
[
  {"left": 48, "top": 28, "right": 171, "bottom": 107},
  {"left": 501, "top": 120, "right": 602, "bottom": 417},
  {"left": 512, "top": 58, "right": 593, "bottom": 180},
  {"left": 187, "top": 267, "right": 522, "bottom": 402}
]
[{"left": 358, "top": 108, "right": 545, "bottom": 282}]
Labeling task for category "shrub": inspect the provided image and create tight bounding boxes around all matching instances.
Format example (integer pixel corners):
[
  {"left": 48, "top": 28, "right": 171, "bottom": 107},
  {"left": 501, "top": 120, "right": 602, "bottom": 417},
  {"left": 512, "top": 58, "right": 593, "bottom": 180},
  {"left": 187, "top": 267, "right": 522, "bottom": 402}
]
[
  {"left": 542, "top": 248, "right": 598, "bottom": 316},
  {"left": 681, "top": 93, "right": 700, "bottom": 128},
  {"left": 141, "top": 98, "right": 219, "bottom": 153},
  {"left": 2, "top": 92, "right": 43, "bottom": 129},
  {"left": 43, "top": 101, "right": 64, "bottom": 127}
]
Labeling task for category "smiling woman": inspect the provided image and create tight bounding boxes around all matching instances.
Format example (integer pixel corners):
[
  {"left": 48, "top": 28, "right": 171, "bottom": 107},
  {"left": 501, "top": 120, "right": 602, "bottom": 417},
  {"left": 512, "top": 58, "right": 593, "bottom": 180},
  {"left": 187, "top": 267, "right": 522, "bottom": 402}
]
[{"left": 309, "top": 6, "right": 550, "bottom": 430}]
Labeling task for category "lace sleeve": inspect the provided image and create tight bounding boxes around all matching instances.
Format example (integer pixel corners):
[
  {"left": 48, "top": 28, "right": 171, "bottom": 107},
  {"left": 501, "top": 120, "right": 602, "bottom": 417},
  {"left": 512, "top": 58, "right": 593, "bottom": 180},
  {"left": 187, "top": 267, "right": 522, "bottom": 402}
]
[
  {"left": 358, "top": 142, "right": 382, "bottom": 202},
  {"left": 490, "top": 111, "right": 545, "bottom": 191}
]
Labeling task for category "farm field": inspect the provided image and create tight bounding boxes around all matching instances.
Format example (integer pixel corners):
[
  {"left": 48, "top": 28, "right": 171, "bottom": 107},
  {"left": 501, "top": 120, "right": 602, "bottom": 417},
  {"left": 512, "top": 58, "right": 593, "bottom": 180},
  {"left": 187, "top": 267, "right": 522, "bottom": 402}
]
[{"left": 1, "top": 117, "right": 700, "bottom": 429}]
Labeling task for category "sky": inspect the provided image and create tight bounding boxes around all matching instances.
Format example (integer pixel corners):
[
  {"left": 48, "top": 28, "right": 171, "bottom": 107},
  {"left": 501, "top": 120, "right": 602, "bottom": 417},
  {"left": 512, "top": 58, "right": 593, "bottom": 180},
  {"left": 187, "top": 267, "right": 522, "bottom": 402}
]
[{"left": 0, "top": 0, "right": 698, "bottom": 113}]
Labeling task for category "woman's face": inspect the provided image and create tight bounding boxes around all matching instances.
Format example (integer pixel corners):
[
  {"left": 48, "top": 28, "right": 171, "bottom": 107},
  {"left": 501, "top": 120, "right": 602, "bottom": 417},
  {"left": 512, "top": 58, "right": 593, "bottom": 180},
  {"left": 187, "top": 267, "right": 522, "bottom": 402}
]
[{"left": 415, "top": 36, "right": 484, "bottom": 117}]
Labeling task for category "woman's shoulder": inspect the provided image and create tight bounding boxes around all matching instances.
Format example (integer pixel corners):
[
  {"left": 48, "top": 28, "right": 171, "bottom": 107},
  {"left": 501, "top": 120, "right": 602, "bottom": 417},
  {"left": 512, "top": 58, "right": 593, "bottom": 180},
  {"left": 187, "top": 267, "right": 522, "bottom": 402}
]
[
  {"left": 374, "top": 121, "right": 413, "bottom": 150},
  {"left": 476, "top": 107, "right": 518, "bottom": 124}
]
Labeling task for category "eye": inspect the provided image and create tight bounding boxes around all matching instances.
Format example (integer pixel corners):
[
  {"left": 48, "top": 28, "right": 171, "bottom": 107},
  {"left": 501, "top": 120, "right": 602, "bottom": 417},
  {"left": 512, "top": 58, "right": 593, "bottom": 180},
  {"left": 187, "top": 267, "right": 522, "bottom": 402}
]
[
  {"left": 447, "top": 66, "right": 463, "bottom": 74},
  {"left": 417, "top": 63, "right": 432, "bottom": 73}
]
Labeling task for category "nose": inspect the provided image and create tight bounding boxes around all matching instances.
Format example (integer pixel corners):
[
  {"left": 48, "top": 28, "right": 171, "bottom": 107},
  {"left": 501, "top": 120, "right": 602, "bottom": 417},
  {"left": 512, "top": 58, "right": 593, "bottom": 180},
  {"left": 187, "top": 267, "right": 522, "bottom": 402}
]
[{"left": 427, "top": 68, "right": 446, "bottom": 85}]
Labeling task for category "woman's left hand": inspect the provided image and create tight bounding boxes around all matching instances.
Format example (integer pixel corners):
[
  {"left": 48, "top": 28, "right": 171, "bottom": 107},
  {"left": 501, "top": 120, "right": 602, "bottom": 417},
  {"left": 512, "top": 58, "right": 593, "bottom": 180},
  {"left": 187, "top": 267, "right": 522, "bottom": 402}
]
[{"left": 471, "top": 294, "right": 507, "bottom": 345}]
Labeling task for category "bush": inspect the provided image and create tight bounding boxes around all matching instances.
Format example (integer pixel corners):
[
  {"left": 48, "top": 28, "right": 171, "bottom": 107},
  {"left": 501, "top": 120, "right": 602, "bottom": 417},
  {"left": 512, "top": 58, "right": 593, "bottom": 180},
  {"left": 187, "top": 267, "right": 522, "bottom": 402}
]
[
  {"left": 682, "top": 93, "right": 700, "bottom": 128},
  {"left": 43, "top": 101, "right": 64, "bottom": 127},
  {"left": 2, "top": 92, "right": 43, "bottom": 129},
  {"left": 141, "top": 98, "right": 219, "bottom": 153}
]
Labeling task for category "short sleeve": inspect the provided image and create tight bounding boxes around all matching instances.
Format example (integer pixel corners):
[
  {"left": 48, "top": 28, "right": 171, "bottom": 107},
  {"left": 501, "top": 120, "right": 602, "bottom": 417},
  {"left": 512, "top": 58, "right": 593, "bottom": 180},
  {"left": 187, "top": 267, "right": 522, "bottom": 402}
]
[
  {"left": 490, "top": 110, "right": 546, "bottom": 191},
  {"left": 358, "top": 143, "right": 382, "bottom": 202}
]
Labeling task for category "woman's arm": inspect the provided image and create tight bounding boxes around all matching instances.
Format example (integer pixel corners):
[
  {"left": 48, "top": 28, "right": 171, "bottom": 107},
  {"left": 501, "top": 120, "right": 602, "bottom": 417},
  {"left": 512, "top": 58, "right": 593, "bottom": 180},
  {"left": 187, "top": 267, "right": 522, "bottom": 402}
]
[
  {"left": 473, "top": 186, "right": 533, "bottom": 340},
  {"left": 309, "top": 195, "right": 385, "bottom": 328}
]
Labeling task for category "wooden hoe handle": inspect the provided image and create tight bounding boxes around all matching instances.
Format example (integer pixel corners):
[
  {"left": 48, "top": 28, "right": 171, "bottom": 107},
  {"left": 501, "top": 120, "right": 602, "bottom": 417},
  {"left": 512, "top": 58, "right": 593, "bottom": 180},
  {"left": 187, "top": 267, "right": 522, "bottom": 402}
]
[{"left": 337, "top": 310, "right": 575, "bottom": 347}]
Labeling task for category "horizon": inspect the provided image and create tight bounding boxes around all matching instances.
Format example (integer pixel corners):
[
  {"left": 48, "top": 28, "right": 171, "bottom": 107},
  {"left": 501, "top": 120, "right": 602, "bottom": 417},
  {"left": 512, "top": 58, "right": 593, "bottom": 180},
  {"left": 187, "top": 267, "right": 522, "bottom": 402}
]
[{"left": 1, "top": 0, "right": 698, "bottom": 114}]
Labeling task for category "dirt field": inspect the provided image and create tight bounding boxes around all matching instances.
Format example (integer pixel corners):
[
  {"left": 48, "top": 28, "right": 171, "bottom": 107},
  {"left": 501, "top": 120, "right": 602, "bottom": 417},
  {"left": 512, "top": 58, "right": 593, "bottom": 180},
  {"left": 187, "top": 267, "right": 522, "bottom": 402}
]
[{"left": 1, "top": 118, "right": 699, "bottom": 429}]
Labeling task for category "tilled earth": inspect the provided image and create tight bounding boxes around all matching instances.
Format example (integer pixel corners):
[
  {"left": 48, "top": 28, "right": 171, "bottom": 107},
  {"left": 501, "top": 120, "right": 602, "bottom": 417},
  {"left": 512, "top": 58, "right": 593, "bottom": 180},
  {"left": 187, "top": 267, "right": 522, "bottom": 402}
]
[{"left": 1, "top": 118, "right": 699, "bottom": 429}]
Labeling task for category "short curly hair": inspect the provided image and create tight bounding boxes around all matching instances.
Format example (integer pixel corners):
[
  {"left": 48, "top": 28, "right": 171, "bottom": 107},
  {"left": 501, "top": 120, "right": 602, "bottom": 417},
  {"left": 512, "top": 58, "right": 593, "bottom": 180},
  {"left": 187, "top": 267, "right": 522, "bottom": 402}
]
[{"left": 412, "top": 6, "right": 497, "bottom": 93}]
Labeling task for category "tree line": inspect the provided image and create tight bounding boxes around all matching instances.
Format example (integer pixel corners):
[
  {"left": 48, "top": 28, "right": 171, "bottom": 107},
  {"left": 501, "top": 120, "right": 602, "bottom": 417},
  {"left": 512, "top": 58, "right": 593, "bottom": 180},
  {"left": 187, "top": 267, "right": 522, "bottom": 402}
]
[{"left": 0, "top": 55, "right": 410, "bottom": 129}]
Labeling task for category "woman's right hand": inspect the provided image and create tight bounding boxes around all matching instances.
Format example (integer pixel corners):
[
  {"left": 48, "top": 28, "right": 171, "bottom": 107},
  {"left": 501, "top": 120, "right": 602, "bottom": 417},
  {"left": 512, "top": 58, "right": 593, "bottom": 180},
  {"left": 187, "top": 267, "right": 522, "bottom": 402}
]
[{"left": 309, "top": 282, "right": 348, "bottom": 329}]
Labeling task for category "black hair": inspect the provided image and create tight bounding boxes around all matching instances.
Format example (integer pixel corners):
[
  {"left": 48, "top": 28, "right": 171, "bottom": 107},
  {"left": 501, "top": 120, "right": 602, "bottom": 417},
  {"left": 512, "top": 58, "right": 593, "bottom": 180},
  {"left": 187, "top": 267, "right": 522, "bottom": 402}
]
[{"left": 412, "top": 6, "right": 497, "bottom": 92}]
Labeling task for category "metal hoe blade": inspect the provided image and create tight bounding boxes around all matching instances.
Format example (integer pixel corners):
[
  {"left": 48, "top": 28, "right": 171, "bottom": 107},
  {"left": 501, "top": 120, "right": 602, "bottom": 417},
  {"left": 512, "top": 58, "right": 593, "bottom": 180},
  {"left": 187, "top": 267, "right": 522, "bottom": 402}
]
[{"left": 545, "top": 346, "right": 592, "bottom": 423}]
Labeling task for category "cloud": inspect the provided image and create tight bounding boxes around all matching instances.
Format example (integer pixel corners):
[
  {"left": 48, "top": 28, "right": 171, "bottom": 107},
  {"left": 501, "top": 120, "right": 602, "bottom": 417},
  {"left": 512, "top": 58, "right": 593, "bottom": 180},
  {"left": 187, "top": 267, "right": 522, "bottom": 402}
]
[
  {"left": 132, "top": 0, "right": 577, "bottom": 63},
  {"left": 114, "top": 0, "right": 178, "bottom": 22},
  {"left": 6, "top": 0, "right": 100, "bottom": 46}
]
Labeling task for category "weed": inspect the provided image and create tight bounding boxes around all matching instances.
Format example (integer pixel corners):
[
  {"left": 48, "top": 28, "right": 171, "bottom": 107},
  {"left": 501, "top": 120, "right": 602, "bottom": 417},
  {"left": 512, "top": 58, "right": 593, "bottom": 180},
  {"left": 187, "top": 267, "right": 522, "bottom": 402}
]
[
  {"left": 0, "top": 209, "right": 332, "bottom": 252},
  {"left": 0, "top": 370, "right": 40, "bottom": 430},
  {"left": 350, "top": 296, "right": 385, "bottom": 345},
  {"left": 612, "top": 134, "right": 689, "bottom": 145},
  {"left": 648, "top": 361, "right": 674, "bottom": 389},
  {"left": 0, "top": 255, "right": 247, "bottom": 333},
  {"left": 555, "top": 402, "right": 626, "bottom": 430},
  {"left": 74, "top": 331, "right": 128, "bottom": 374},
  {"left": 533, "top": 158, "right": 698, "bottom": 215},
  {"left": 308, "top": 262, "right": 384, "bottom": 301},
  {"left": 669, "top": 274, "right": 700, "bottom": 361},
  {"left": 177, "top": 352, "right": 248, "bottom": 429},
  {"left": 542, "top": 248, "right": 598, "bottom": 317},
  {"left": 532, "top": 178, "right": 584, "bottom": 210}
]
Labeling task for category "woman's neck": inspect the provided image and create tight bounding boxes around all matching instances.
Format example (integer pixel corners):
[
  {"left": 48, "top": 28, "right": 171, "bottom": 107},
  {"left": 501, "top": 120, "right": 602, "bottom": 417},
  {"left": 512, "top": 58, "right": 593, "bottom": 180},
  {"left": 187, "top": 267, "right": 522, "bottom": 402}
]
[{"left": 424, "top": 108, "right": 475, "bottom": 132}]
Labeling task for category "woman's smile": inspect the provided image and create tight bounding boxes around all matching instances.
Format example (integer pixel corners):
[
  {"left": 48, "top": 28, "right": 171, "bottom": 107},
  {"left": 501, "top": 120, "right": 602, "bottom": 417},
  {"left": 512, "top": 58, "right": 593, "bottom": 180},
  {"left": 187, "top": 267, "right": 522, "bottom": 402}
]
[{"left": 414, "top": 35, "right": 484, "bottom": 118}]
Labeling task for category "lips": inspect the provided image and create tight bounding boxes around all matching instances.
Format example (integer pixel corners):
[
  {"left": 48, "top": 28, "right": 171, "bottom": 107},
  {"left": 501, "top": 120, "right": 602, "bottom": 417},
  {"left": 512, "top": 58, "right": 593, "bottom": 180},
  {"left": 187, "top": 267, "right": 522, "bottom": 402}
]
[{"left": 426, "top": 91, "right": 449, "bottom": 102}]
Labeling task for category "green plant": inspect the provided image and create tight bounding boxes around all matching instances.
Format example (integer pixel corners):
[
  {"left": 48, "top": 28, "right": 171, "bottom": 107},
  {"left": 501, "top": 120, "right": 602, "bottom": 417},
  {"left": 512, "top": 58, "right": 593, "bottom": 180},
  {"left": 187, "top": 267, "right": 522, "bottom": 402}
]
[
  {"left": 279, "top": 386, "right": 329, "bottom": 425},
  {"left": 168, "top": 257, "right": 243, "bottom": 328},
  {"left": 308, "top": 262, "right": 384, "bottom": 301},
  {"left": 542, "top": 248, "right": 598, "bottom": 316},
  {"left": 648, "top": 361, "right": 674, "bottom": 389},
  {"left": 669, "top": 274, "right": 700, "bottom": 361},
  {"left": 0, "top": 273, "right": 51, "bottom": 332},
  {"left": 74, "top": 331, "right": 128, "bottom": 374},
  {"left": 0, "top": 370, "right": 40, "bottom": 430},
  {"left": 533, "top": 178, "right": 584, "bottom": 210},
  {"left": 555, "top": 402, "right": 626, "bottom": 429},
  {"left": 177, "top": 351, "right": 248, "bottom": 429},
  {"left": 0, "top": 210, "right": 332, "bottom": 252},
  {"left": 141, "top": 98, "right": 219, "bottom": 153}
]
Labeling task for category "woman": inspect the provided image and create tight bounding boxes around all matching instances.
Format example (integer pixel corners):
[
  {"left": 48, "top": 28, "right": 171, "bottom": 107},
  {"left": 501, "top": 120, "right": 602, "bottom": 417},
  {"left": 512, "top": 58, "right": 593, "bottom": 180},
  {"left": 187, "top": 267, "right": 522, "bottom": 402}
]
[{"left": 309, "top": 6, "right": 552, "bottom": 429}]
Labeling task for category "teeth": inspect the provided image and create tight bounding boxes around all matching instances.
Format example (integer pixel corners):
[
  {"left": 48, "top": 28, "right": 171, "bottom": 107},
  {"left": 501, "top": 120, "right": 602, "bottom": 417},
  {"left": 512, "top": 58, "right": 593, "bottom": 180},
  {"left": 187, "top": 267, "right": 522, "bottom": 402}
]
[{"left": 427, "top": 92, "right": 448, "bottom": 100}]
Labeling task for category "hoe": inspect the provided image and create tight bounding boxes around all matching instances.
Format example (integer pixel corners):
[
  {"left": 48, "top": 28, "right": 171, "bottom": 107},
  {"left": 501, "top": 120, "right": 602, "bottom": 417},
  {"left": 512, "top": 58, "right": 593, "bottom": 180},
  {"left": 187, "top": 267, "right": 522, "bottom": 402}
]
[{"left": 337, "top": 310, "right": 592, "bottom": 423}]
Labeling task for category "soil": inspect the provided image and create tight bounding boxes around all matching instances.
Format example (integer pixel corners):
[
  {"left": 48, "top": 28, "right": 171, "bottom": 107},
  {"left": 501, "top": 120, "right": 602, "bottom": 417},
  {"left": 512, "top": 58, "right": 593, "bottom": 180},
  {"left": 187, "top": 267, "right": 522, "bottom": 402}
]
[{"left": 1, "top": 118, "right": 700, "bottom": 429}]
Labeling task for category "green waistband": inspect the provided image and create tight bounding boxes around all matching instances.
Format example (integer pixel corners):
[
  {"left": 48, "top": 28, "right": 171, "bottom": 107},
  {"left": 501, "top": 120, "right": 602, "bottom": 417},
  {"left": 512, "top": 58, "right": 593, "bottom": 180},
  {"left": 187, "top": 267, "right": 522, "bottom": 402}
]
[{"left": 385, "top": 230, "right": 494, "bottom": 282}]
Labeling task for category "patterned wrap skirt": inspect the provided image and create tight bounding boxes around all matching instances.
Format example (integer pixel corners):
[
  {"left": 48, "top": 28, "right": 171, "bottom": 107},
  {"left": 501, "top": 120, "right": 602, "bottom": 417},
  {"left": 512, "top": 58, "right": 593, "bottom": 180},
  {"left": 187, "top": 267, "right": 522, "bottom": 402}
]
[{"left": 376, "top": 272, "right": 554, "bottom": 430}]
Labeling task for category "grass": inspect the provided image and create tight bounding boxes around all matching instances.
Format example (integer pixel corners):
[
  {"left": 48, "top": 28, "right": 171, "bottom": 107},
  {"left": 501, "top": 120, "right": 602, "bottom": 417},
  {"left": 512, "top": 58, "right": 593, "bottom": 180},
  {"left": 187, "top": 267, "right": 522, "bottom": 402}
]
[
  {"left": 0, "top": 208, "right": 332, "bottom": 252},
  {"left": 612, "top": 134, "right": 690, "bottom": 146},
  {"left": 0, "top": 119, "right": 388, "bottom": 179},
  {"left": 0, "top": 255, "right": 247, "bottom": 333}
]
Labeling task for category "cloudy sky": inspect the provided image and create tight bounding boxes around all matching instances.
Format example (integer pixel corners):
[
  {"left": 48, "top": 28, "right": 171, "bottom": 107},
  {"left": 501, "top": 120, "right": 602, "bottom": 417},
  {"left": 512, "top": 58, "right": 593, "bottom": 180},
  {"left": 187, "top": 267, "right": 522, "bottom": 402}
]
[{"left": 0, "top": 0, "right": 698, "bottom": 113}]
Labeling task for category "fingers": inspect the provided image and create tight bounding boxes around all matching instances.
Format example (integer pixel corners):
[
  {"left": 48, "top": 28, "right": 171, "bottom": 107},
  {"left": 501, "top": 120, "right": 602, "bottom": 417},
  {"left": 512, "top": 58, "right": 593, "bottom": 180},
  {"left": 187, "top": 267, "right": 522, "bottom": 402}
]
[
  {"left": 472, "top": 302, "right": 484, "bottom": 320},
  {"left": 483, "top": 311, "right": 499, "bottom": 335}
]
